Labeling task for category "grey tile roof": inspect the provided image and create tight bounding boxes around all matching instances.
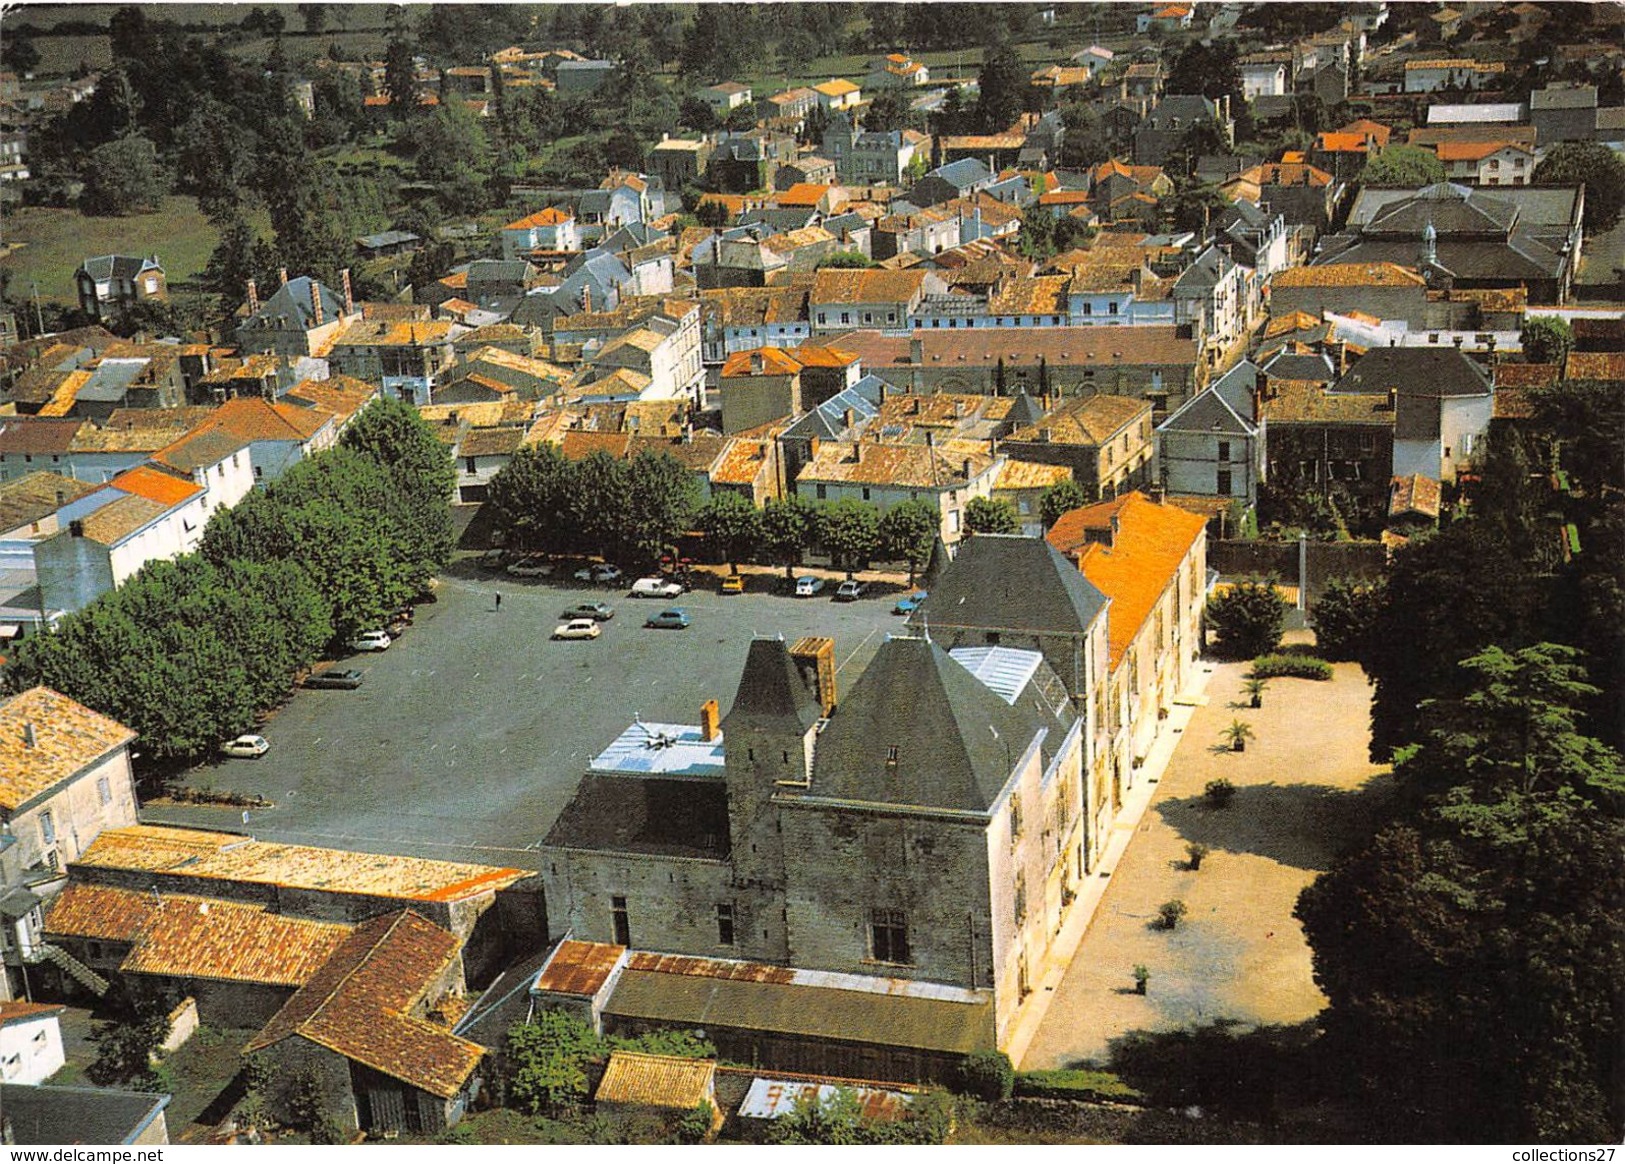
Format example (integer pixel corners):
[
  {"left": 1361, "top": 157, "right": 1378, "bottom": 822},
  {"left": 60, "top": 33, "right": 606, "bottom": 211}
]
[
  {"left": 0, "top": 1083, "right": 170, "bottom": 1145},
  {"left": 911, "top": 534, "right": 1107, "bottom": 640},
  {"left": 543, "top": 773, "right": 731, "bottom": 860},
  {"left": 723, "top": 638, "right": 821, "bottom": 733},
  {"left": 1159, "top": 384, "right": 1256, "bottom": 436},
  {"left": 79, "top": 255, "right": 161, "bottom": 282},
  {"left": 1333, "top": 346, "right": 1493, "bottom": 398},
  {"left": 809, "top": 635, "right": 1064, "bottom": 812},
  {"left": 242, "top": 277, "right": 346, "bottom": 333}
]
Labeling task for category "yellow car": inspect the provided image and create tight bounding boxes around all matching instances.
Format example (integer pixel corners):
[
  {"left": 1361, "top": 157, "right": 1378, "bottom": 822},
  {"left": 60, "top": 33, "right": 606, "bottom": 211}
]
[{"left": 720, "top": 574, "right": 745, "bottom": 594}]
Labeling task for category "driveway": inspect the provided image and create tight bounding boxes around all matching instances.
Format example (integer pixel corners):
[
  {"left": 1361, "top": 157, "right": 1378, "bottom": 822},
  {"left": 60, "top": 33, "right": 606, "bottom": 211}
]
[
  {"left": 1021, "top": 651, "right": 1392, "bottom": 1069},
  {"left": 142, "top": 563, "right": 907, "bottom": 870}
]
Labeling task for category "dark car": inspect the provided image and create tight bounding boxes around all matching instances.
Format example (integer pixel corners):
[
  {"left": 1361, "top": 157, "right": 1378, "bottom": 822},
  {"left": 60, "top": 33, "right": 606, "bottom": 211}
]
[
  {"left": 561, "top": 602, "right": 615, "bottom": 621},
  {"left": 644, "top": 608, "right": 691, "bottom": 630},
  {"left": 302, "top": 668, "right": 364, "bottom": 690}
]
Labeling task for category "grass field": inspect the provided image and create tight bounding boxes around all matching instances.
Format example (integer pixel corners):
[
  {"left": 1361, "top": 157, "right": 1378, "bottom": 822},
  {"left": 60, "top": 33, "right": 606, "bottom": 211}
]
[{"left": 0, "top": 194, "right": 222, "bottom": 303}]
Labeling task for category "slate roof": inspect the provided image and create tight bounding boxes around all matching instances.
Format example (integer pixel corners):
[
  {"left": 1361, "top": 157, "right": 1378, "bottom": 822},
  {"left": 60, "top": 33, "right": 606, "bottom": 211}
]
[
  {"left": 1158, "top": 383, "right": 1257, "bottom": 436},
  {"left": 1333, "top": 347, "right": 1492, "bottom": 397},
  {"left": 0, "top": 1083, "right": 170, "bottom": 1145},
  {"left": 241, "top": 277, "right": 347, "bottom": 334},
  {"left": 78, "top": 255, "right": 161, "bottom": 283},
  {"left": 0, "top": 687, "right": 135, "bottom": 811},
  {"left": 245, "top": 911, "right": 484, "bottom": 1099},
  {"left": 809, "top": 635, "right": 1065, "bottom": 812},
  {"left": 911, "top": 534, "right": 1107, "bottom": 640},
  {"left": 543, "top": 773, "right": 732, "bottom": 860},
  {"left": 724, "top": 638, "right": 821, "bottom": 733}
]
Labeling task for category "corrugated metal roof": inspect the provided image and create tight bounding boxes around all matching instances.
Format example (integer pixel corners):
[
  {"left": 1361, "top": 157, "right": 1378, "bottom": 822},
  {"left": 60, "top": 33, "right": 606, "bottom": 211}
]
[
  {"left": 739, "top": 1077, "right": 914, "bottom": 1122},
  {"left": 589, "top": 721, "right": 726, "bottom": 778},
  {"left": 532, "top": 939, "right": 626, "bottom": 997},
  {"left": 948, "top": 646, "right": 1044, "bottom": 706}
]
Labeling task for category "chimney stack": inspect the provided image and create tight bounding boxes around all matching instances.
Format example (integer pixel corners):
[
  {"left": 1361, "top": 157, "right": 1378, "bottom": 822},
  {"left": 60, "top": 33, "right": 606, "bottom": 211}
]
[
  {"left": 700, "top": 698, "right": 720, "bottom": 742},
  {"left": 309, "top": 278, "right": 324, "bottom": 327},
  {"left": 909, "top": 336, "right": 924, "bottom": 365},
  {"left": 23, "top": 722, "right": 37, "bottom": 748},
  {"left": 962, "top": 457, "right": 973, "bottom": 479},
  {"left": 246, "top": 279, "right": 259, "bottom": 314},
  {"left": 341, "top": 268, "right": 354, "bottom": 317},
  {"left": 279, "top": 268, "right": 289, "bottom": 286}
]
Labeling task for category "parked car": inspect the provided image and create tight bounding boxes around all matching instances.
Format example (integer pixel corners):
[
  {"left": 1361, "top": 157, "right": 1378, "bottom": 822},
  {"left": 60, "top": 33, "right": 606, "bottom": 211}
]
[
  {"left": 630, "top": 576, "right": 685, "bottom": 599},
  {"left": 644, "top": 608, "right": 691, "bottom": 630},
  {"left": 221, "top": 734, "right": 270, "bottom": 759},
  {"left": 794, "top": 575, "right": 825, "bottom": 597},
  {"left": 720, "top": 574, "right": 745, "bottom": 594},
  {"left": 561, "top": 602, "right": 615, "bottom": 621},
  {"left": 302, "top": 668, "right": 364, "bottom": 690},
  {"left": 893, "top": 591, "right": 928, "bottom": 615},
  {"left": 552, "top": 618, "right": 602, "bottom": 640},
  {"left": 506, "top": 556, "right": 554, "bottom": 578},
  {"left": 835, "top": 579, "right": 867, "bottom": 602},
  {"left": 574, "top": 563, "right": 625, "bottom": 585},
  {"left": 349, "top": 630, "right": 392, "bottom": 652}
]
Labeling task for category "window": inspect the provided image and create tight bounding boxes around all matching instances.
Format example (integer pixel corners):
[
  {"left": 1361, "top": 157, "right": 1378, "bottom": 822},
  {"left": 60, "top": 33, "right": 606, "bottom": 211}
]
[
  {"left": 816, "top": 484, "right": 828, "bottom": 500},
  {"left": 1082, "top": 302, "right": 1093, "bottom": 316},
  {"left": 716, "top": 902, "right": 735, "bottom": 946},
  {"left": 465, "top": 457, "right": 477, "bottom": 472},
  {"left": 870, "top": 908, "right": 910, "bottom": 963},
  {"left": 98, "top": 775, "right": 111, "bottom": 805},
  {"left": 39, "top": 810, "right": 54, "bottom": 845},
  {"left": 1015, "top": 874, "right": 1027, "bottom": 925},
  {"left": 840, "top": 312, "right": 851, "bottom": 325},
  {"left": 1010, "top": 793, "right": 1022, "bottom": 839},
  {"left": 255, "top": 467, "right": 263, "bottom": 479},
  {"left": 861, "top": 487, "right": 871, "bottom": 501},
  {"left": 611, "top": 895, "right": 631, "bottom": 947},
  {"left": 1217, "top": 441, "right": 1231, "bottom": 461},
  {"left": 1217, "top": 468, "right": 1233, "bottom": 495}
]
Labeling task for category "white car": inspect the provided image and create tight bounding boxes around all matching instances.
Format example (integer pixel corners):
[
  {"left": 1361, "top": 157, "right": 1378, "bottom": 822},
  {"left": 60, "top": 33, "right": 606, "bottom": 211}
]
[
  {"left": 221, "top": 734, "right": 269, "bottom": 759},
  {"left": 505, "top": 557, "right": 554, "bottom": 578},
  {"left": 573, "top": 564, "right": 624, "bottom": 585},
  {"left": 552, "top": 618, "right": 602, "bottom": 640},
  {"left": 349, "top": 629, "right": 392, "bottom": 652},
  {"left": 794, "top": 575, "right": 826, "bottom": 597},
  {"left": 630, "top": 576, "right": 685, "bottom": 599}
]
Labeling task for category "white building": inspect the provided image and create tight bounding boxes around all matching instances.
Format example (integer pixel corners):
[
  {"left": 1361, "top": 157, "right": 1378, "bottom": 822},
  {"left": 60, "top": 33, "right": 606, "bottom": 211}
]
[{"left": 0, "top": 1004, "right": 66, "bottom": 1084}]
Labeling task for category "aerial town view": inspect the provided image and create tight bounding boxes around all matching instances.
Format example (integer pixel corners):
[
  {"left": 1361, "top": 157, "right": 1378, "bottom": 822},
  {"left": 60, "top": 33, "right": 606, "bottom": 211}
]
[{"left": 0, "top": 0, "right": 1619, "bottom": 1149}]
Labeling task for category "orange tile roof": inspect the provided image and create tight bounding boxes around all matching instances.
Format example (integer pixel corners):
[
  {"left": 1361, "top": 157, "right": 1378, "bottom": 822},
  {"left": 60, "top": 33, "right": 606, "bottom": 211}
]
[
  {"left": 814, "top": 79, "right": 859, "bottom": 97},
  {"left": 245, "top": 911, "right": 484, "bottom": 1099},
  {"left": 1494, "top": 363, "right": 1560, "bottom": 389},
  {"left": 108, "top": 464, "right": 203, "bottom": 508},
  {"left": 1315, "top": 132, "right": 1373, "bottom": 153},
  {"left": 722, "top": 347, "right": 804, "bottom": 378},
  {"left": 789, "top": 343, "right": 858, "bottom": 369},
  {"left": 0, "top": 1001, "right": 65, "bottom": 1027},
  {"left": 505, "top": 207, "right": 573, "bottom": 230},
  {"left": 74, "top": 825, "right": 526, "bottom": 903},
  {"left": 710, "top": 438, "right": 771, "bottom": 486},
  {"left": 121, "top": 896, "right": 352, "bottom": 987},
  {"left": 0, "top": 687, "right": 135, "bottom": 811},
  {"left": 1273, "top": 262, "right": 1425, "bottom": 288},
  {"left": 200, "top": 396, "right": 332, "bottom": 443},
  {"left": 1048, "top": 492, "right": 1207, "bottom": 670},
  {"left": 1435, "top": 139, "right": 1531, "bottom": 162},
  {"left": 1009, "top": 393, "right": 1148, "bottom": 446},
  {"left": 776, "top": 183, "right": 837, "bottom": 208},
  {"left": 560, "top": 431, "right": 633, "bottom": 460},
  {"left": 42, "top": 883, "right": 160, "bottom": 944},
  {"left": 1563, "top": 352, "right": 1625, "bottom": 381},
  {"left": 1337, "top": 118, "right": 1393, "bottom": 144},
  {"left": 596, "top": 1052, "right": 716, "bottom": 1109},
  {"left": 798, "top": 441, "right": 994, "bottom": 489},
  {"left": 810, "top": 268, "right": 926, "bottom": 305}
]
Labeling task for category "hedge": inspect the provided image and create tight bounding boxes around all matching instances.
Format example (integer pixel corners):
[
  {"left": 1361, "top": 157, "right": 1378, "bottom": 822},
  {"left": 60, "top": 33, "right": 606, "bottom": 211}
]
[
  {"left": 1014, "top": 1069, "right": 1143, "bottom": 1104},
  {"left": 1250, "top": 654, "right": 1334, "bottom": 680}
]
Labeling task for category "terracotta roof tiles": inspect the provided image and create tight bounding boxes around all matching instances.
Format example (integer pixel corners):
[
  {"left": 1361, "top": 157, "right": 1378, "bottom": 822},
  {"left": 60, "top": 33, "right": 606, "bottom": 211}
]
[{"left": 0, "top": 688, "right": 135, "bottom": 811}]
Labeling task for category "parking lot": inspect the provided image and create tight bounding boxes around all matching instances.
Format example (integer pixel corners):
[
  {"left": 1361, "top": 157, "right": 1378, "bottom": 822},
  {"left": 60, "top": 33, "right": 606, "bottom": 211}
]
[{"left": 143, "top": 561, "right": 910, "bottom": 869}]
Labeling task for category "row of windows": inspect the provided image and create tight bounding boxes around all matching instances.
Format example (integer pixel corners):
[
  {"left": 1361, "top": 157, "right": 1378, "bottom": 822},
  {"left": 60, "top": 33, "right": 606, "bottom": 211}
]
[{"left": 607, "top": 897, "right": 914, "bottom": 965}]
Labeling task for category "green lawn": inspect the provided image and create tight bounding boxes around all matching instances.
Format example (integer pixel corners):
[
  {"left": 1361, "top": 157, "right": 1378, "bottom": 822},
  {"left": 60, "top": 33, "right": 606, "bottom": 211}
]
[{"left": 0, "top": 194, "right": 223, "bottom": 303}]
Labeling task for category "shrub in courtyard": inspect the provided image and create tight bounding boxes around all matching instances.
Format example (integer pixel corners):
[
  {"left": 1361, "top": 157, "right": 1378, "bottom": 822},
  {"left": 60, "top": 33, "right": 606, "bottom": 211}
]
[
  {"left": 1158, "top": 900, "right": 1189, "bottom": 930},
  {"left": 1204, "top": 777, "right": 1236, "bottom": 807},
  {"left": 1250, "top": 654, "right": 1333, "bottom": 681},
  {"left": 1206, "top": 579, "right": 1287, "bottom": 660},
  {"left": 1186, "top": 842, "right": 1211, "bottom": 870},
  {"left": 955, "top": 1049, "right": 1016, "bottom": 1101}
]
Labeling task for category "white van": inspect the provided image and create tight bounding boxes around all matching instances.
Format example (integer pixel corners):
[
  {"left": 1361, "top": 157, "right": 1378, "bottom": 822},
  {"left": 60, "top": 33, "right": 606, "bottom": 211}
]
[{"left": 630, "top": 576, "right": 685, "bottom": 599}]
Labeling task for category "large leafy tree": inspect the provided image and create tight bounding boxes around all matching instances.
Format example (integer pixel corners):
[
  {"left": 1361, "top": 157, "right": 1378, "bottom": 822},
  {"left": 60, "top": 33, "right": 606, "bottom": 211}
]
[
  {"left": 1519, "top": 315, "right": 1575, "bottom": 367},
  {"left": 878, "top": 499, "right": 939, "bottom": 583},
  {"left": 408, "top": 103, "right": 494, "bottom": 215},
  {"left": 1297, "top": 644, "right": 1625, "bottom": 1142},
  {"left": 964, "top": 496, "right": 1020, "bottom": 535},
  {"left": 761, "top": 496, "right": 814, "bottom": 580},
  {"left": 815, "top": 499, "right": 880, "bottom": 575},
  {"left": 973, "top": 36, "right": 1029, "bottom": 134},
  {"left": 1310, "top": 577, "right": 1383, "bottom": 663},
  {"left": 1358, "top": 144, "right": 1446, "bottom": 188},
  {"left": 340, "top": 396, "right": 457, "bottom": 587},
  {"left": 695, "top": 491, "right": 763, "bottom": 573},
  {"left": 79, "top": 133, "right": 165, "bottom": 216},
  {"left": 1534, "top": 140, "right": 1625, "bottom": 232},
  {"left": 1040, "top": 479, "right": 1088, "bottom": 529},
  {"left": 1204, "top": 579, "right": 1287, "bottom": 661}
]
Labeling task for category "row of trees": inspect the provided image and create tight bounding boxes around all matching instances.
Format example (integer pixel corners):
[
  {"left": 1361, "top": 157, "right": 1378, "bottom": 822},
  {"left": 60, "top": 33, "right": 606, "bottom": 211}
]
[
  {"left": 486, "top": 446, "right": 1093, "bottom": 577},
  {"left": 5, "top": 401, "right": 453, "bottom": 764},
  {"left": 1291, "top": 369, "right": 1625, "bottom": 1140}
]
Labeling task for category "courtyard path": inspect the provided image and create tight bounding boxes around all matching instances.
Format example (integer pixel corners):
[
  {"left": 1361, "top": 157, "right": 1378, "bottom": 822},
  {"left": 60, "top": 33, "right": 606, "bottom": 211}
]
[{"left": 1020, "top": 647, "right": 1390, "bottom": 1070}]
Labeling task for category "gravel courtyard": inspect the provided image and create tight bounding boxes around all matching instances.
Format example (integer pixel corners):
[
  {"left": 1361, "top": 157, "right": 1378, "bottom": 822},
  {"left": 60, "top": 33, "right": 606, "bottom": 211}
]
[{"left": 1022, "top": 643, "right": 1392, "bottom": 1069}]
